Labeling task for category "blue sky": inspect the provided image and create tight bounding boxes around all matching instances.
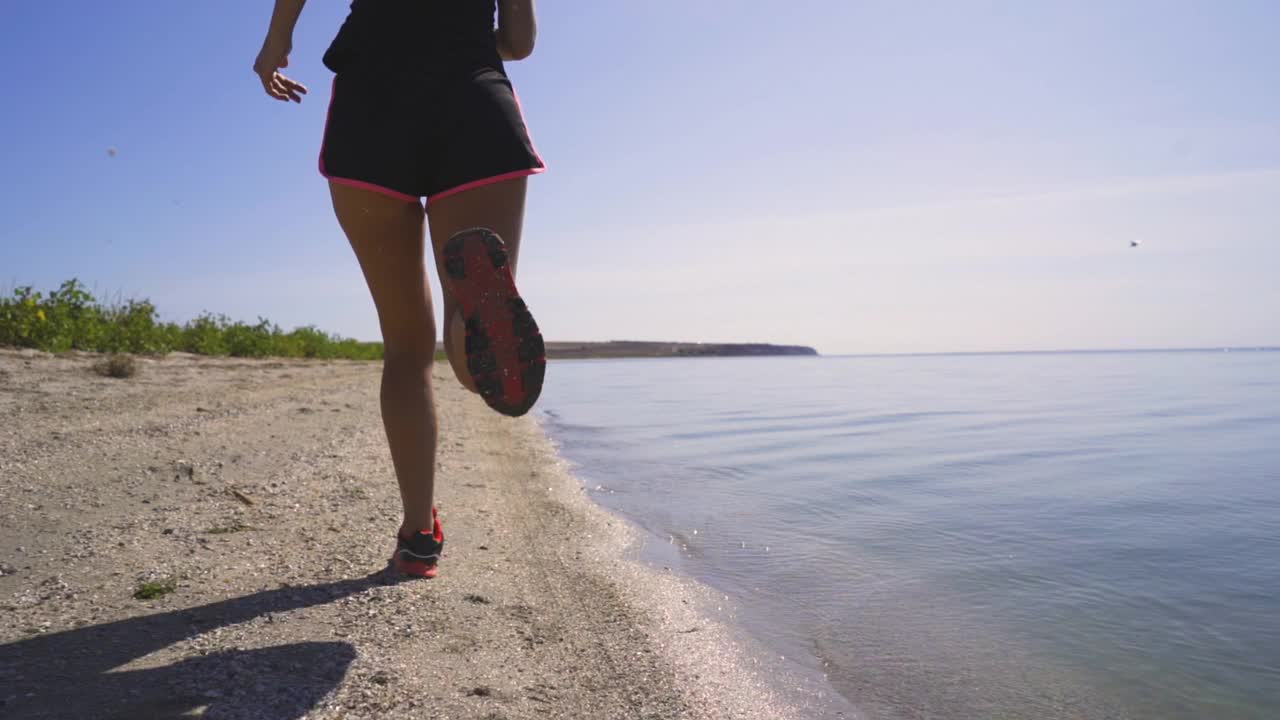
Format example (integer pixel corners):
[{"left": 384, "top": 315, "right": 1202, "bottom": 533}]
[{"left": 2, "top": 0, "right": 1277, "bottom": 354}]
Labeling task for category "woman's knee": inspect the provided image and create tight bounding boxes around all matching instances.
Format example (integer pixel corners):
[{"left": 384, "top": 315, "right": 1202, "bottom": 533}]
[
  {"left": 381, "top": 313, "right": 437, "bottom": 365},
  {"left": 383, "top": 339, "right": 436, "bottom": 370}
]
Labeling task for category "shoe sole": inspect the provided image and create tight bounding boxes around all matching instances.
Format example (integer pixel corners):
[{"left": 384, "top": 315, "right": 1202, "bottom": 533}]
[
  {"left": 391, "top": 555, "right": 439, "bottom": 579},
  {"left": 443, "top": 228, "right": 546, "bottom": 417}
]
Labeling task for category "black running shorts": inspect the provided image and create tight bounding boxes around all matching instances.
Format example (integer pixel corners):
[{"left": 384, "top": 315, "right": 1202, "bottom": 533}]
[{"left": 319, "top": 66, "right": 545, "bottom": 203}]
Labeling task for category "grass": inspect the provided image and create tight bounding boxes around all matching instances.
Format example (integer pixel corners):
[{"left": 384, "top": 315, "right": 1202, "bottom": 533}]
[
  {"left": 342, "top": 485, "right": 370, "bottom": 500},
  {"left": 1, "top": 279, "right": 384, "bottom": 361},
  {"left": 133, "top": 577, "right": 178, "bottom": 600}
]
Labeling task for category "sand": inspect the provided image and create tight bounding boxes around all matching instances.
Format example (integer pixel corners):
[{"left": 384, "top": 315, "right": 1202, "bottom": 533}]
[{"left": 0, "top": 350, "right": 830, "bottom": 719}]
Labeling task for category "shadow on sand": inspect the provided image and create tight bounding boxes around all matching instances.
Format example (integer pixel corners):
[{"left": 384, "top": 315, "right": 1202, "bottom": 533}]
[{"left": 0, "top": 571, "right": 400, "bottom": 719}]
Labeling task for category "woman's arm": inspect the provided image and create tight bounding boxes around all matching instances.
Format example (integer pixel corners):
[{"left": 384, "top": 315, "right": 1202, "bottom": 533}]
[
  {"left": 263, "top": 0, "right": 307, "bottom": 45},
  {"left": 496, "top": 0, "right": 537, "bottom": 61},
  {"left": 253, "top": 0, "right": 309, "bottom": 102}
]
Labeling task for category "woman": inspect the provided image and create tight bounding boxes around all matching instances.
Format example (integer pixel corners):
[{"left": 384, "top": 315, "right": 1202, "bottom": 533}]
[{"left": 252, "top": 0, "right": 546, "bottom": 579}]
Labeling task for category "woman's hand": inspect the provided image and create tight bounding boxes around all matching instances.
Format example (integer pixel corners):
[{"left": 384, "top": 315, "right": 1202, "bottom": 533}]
[{"left": 254, "top": 33, "right": 308, "bottom": 103}]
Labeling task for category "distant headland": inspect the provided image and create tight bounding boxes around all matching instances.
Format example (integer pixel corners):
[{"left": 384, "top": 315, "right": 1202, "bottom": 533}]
[{"left": 544, "top": 341, "right": 819, "bottom": 359}]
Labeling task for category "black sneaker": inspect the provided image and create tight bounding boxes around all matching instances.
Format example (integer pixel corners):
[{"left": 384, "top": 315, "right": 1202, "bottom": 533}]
[{"left": 391, "top": 508, "right": 444, "bottom": 578}]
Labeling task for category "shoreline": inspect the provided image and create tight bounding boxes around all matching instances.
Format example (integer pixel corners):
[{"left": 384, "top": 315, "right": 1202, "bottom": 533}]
[
  {"left": 532, "top": 414, "right": 857, "bottom": 719},
  {"left": 526, "top": 414, "right": 853, "bottom": 720},
  {"left": 0, "top": 350, "right": 826, "bottom": 719}
]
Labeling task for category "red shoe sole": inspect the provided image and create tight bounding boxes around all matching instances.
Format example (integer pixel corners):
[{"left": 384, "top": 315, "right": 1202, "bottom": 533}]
[
  {"left": 443, "top": 228, "right": 546, "bottom": 417},
  {"left": 391, "top": 557, "right": 439, "bottom": 578}
]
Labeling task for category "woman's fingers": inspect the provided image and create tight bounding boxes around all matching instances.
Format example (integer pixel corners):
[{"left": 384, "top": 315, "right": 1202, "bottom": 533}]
[
  {"left": 270, "top": 78, "right": 292, "bottom": 101},
  {"left": 264, "top": 75, "right": 289, "bottom": 101},
  {"left": 253, "top": 44, "right": 303, "bottom": 102},
  {"left": 278, "top": 75, "right": 309, "bottom": 102},
  {"left": 257, "top": 70, "right": 305, "bottom": 102},
  {"left": 260, "top": 75, "right": 285, "bottom": 100},
  {"left": 255, "top": 61, "right": 285, "bottom": 100}
]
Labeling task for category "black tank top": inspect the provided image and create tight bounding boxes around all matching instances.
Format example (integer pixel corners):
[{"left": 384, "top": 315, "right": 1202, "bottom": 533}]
[{"left": 322, "top": 0, "right": 501, "bottom": 74}]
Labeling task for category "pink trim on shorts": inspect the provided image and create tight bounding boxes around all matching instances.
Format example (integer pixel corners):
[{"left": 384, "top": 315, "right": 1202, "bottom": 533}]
[
  {"left": 325, "top": 175, "right": 420, "bottom": 202},
  {"left": 427, "top": 167, "right": 546, "bottom": 203},
  {"left": 427, "top": 87, "right": 547, "bottom": 203},
  {"left": 318, "top": 77, "right": 421, "bottom": 203}
]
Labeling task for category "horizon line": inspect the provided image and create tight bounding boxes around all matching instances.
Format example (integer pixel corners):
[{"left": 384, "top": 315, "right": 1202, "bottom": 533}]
[{"left": 827, "top": 345, "right": 1280, "bottom": 359}]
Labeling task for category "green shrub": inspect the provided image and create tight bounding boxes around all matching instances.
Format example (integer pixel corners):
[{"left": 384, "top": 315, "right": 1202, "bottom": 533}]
[
  {"left": 0, "top": 279, "right": 385, "bottom": 361},
  {"left": 223, "top": 317, "right": 277, "bottom": 358},
  {"left": 133, "top": 577, "right": 177, "bottom": 600},
  {"left": 181, "top": 313, "right": 229, "bottom": 355}
]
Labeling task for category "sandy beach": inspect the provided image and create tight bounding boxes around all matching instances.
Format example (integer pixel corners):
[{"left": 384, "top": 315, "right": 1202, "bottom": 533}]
[{"left": 0, "top": 350, "right": 821, "bottom": 720}]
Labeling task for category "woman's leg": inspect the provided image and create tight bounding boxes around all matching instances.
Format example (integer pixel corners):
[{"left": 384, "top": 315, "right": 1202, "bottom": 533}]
[
  {"left": 329, "top": 182, "right": 438, "bottom": 535},
  {"left": 427, "top": 177, "right": 530, "bottom": 394}
]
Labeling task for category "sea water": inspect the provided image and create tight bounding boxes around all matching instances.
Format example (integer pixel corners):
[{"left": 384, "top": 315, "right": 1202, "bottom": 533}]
[{"left": 538, "top": 350, "right": 1280, "bottom": 719}]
